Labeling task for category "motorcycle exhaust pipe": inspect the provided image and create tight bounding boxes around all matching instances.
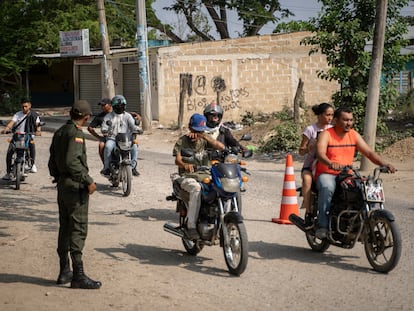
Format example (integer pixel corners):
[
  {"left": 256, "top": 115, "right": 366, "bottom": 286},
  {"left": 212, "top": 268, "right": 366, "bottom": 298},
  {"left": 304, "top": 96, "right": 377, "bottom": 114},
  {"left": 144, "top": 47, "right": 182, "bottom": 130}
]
[{"left": 163, "top": 223, "right": 184, "bottom": 238}]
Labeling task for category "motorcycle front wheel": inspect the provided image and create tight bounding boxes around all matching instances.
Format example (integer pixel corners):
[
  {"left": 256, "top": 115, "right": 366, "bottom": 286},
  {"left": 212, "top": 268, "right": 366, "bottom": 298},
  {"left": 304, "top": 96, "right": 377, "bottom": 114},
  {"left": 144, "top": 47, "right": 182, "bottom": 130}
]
[
  {"left": 306, "top": 231, "right": 330, "bottom": 252},
  {"left": 120, "top": 165, "right": 132, "bottom": 197},
  {"left": 15, "top": 162, "right": 22, "bottom": 190},
  {"left": 222, "top": 221, "right": 248, "bottom": 276},
  {"left": 364, "top": 214, "right": 402, "bottom": 273}
]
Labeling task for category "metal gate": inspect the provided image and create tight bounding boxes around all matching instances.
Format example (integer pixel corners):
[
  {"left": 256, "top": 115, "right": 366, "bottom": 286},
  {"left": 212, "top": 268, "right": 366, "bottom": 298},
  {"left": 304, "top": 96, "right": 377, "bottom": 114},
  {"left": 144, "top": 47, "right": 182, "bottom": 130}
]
[{"left": 79, "top": 64, "right": 102, "bottom": 115}]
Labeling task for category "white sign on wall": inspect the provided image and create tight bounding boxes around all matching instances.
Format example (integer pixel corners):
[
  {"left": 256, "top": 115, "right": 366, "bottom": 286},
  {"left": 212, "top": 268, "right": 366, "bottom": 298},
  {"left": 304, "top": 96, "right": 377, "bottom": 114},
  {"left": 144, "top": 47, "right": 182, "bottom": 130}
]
[{"left": 59, "top": 29, "right": 90, "bottom": 57}]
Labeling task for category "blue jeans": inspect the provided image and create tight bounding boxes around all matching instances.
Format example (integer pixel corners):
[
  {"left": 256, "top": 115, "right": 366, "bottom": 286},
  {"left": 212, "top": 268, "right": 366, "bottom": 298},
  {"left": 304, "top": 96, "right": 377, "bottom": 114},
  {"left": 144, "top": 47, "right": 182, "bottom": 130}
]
[
  {"left": 316, "top": 173, "right": 337, "bottom": 229},
  {"left": 103, "top": 139, "right": 138, "bottom": 170}
]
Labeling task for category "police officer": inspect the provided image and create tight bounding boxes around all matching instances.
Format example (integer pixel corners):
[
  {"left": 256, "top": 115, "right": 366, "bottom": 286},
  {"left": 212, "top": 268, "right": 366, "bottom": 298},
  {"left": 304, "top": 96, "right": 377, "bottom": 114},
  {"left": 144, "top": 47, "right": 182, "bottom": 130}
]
[{"left": 48, "top": 100, "right": 101, "bottom": 289}]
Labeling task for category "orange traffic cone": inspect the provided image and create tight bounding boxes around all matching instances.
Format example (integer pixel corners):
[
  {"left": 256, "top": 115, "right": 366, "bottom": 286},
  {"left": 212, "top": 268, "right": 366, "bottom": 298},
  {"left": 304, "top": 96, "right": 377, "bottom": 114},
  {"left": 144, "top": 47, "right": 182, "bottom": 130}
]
[{"left": 272, "top": 154, "right": 299, "bottom": 224}]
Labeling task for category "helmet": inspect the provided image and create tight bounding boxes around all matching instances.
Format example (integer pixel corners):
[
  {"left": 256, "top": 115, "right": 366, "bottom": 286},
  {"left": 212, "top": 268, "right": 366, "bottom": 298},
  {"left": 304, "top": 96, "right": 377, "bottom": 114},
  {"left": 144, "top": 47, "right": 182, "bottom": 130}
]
[
  {"left": 203, "top": 101, "right": 223, "bottom": 127},
  {"left": 111, "top": 95, "right": 126, "bottom": 114}
]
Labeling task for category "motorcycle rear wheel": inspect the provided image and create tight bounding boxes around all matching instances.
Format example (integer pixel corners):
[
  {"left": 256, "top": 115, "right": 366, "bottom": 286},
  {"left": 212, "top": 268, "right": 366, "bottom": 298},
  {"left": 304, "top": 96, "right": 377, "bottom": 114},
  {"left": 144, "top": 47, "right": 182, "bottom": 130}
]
[
  {"left": 120, "top": 165, "right": 132, "bottom": 197},
  {"left": 222, "top": 221, "right": 248, "bottom": 276},
  {"left": 306, "top": 231, "right": 330, "bottom": 252},
  {"left": 15, "top": 162, "right": 22, "bottom": 190},
  {"left": 364, "top": 215, "right": 402, "bottom": 273}
]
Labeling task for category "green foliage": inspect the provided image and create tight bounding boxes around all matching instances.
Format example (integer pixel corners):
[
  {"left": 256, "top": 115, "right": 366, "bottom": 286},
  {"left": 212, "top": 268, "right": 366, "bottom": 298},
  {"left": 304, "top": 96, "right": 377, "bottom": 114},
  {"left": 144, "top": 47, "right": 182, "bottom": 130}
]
[
  {"left": 0, "top": 87, "right": 26, "bottom": 115},
  {"left": 273, "top": 107, "right": 291, "bottom": 121},
  {"left": 165, "top": 0, "right": 293, "bottom": 41},
  {"left": 302, "top": 0, "right": 409, "bottom": 132},
  {"left": 390, "top": 88, "right": 414, "bottom": 120},
  {"left": 0, "top": 0, "right": 162, "bottom": 86},
  {"left": 273, "top": 20, "right": 313, "bottom": 33},
  {"left": 259, "top": 121, "right": 300, "bottom": 153}
]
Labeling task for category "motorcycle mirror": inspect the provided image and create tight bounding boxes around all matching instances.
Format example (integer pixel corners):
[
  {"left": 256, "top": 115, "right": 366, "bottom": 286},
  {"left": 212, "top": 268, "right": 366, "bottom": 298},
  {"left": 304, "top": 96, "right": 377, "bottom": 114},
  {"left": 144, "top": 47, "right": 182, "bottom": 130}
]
[
  {"left": 240, "top": 134, "right": 252, "bottom": 141},
  {"left": 242, "top": 149, "right": 253, "bottom": 158}
]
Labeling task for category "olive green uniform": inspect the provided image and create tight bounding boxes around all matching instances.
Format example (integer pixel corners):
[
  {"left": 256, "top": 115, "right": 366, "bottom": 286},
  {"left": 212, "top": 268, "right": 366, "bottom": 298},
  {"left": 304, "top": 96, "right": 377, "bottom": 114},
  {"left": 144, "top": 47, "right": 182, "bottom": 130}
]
[{"left": 48, "top": 120, "right": 94, "bottom": 266}]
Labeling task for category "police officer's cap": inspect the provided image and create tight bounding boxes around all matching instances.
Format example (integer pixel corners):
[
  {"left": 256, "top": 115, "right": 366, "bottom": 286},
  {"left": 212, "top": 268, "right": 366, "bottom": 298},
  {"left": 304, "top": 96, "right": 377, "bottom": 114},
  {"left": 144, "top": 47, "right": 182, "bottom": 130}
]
[{"left": 71, "top": 100, "right": 92, "bottom": 117}]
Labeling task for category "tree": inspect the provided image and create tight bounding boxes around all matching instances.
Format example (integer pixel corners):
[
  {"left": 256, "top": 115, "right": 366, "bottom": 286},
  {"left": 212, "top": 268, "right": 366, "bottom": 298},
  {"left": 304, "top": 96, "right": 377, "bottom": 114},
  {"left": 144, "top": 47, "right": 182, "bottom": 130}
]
[
  {"left": 161, "top": 0, "right": 293, "bottom": 41},
  {"left": 301, "top": 0, "right": 410, "bottom": 132},
  {"left": 0, "top": 0, "right": 151, "bottom": 93}
]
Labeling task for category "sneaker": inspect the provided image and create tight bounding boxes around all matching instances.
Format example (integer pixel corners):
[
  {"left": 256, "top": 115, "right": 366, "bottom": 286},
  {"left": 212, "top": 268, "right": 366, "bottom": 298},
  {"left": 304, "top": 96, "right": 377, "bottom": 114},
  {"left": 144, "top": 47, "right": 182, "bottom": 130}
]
[
  {"left": 30, "top": 164, "right": 37, "bottom": 173},
  {"left": 132, "top": 168, "right": 140, "bottom": 176},
  {"left": 100, "top": 169, "right": 110, "bottom": 176},
  {"left": 184, "top": 228, "right": 200, "bottom": 240},
  {"left": 2, "top": 173, "right": 13, "bottom": 181},
  {"left": 315, "top": 228, "right": 328, "bottom": 239}
]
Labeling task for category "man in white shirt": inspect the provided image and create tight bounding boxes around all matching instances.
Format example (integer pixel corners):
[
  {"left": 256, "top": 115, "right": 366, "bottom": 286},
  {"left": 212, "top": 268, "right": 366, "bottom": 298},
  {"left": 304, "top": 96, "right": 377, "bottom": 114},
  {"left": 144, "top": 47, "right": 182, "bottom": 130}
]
[{"left": 1, "top": 99, "right": 41, "bottom": 180}]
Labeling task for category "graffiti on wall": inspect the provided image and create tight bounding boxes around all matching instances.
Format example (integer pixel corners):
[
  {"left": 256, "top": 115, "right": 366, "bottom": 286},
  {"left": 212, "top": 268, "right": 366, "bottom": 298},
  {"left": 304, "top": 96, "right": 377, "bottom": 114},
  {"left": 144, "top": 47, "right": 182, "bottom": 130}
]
[{"left": 185, "top": 74, "right": 249, "bottom": 112}]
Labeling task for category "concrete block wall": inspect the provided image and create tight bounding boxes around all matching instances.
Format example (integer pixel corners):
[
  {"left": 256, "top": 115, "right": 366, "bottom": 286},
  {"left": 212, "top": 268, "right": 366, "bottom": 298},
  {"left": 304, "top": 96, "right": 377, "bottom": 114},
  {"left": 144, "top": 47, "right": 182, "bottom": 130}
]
[{"left": 155, "top": 31, "right": 339, "bottom": 127}]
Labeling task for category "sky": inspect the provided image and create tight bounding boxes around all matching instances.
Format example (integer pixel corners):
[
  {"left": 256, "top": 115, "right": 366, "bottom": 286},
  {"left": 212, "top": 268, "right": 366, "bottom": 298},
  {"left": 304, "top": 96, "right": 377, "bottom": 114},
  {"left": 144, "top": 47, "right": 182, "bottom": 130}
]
[{"left": 152, "top": 0, "right": 414, "bottom": 39}]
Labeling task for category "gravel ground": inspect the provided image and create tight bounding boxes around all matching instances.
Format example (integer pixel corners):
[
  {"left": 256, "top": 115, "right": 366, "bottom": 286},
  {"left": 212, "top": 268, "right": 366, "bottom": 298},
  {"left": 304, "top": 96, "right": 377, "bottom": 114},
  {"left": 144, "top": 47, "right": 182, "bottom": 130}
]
[{"left": 0, "top": 125, "right": 413, "bottom": 311}]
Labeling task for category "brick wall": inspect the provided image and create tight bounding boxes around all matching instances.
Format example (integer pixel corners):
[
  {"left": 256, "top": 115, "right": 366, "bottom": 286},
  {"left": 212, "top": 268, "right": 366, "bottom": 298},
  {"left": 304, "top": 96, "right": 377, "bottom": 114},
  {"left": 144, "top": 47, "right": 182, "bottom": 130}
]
[{"left": 155, "top": 31, "right": 339, "bottom": 127}]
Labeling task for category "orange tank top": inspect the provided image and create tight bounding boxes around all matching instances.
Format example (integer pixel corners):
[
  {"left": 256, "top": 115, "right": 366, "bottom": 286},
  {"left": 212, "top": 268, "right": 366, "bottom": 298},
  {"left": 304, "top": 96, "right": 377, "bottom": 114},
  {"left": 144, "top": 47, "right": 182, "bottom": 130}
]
[{"left": 315, "top": 127, "right": 357, "bottom": 179}]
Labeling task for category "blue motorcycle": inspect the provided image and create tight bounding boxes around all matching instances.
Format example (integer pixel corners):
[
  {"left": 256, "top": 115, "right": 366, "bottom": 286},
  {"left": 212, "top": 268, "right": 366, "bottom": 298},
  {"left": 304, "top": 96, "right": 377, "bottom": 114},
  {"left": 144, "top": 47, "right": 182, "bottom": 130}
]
[{"left": 164, "top": 150, "right": 250, "bottom": 276}]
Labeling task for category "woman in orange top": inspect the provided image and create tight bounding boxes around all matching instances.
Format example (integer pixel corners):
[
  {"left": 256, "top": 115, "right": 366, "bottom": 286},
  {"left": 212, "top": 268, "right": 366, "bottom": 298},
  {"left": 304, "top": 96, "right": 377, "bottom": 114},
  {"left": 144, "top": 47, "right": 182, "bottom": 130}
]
[{"left": 314, "top": 107, "right": 396, "bottom": 239}]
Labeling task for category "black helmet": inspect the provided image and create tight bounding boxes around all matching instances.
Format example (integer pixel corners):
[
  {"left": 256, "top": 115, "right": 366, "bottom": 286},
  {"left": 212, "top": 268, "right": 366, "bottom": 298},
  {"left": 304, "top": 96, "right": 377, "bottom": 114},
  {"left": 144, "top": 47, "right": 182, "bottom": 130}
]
[
  {"left": 203, "top": 101, "right": 223, "bottom": 127},
  {"left": 111, "top": 95, "right": 127, "bottom": 114}
]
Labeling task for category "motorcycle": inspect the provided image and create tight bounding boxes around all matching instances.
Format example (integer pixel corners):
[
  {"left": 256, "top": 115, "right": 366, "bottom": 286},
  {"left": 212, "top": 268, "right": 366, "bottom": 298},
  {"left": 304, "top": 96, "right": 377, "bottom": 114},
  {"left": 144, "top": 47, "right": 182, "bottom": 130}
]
[
  {"left": 103, "top": 120, "right": 140, "bottom": 197},
  {"left": 209, "top": 133, "right": 253, "bottom": 213},
  {"left": 289, "top": 166, "right": 402, "bottom": 273},
  {"left": 4, "top": 123, "right": 45, "bottom": 190},
  {"left": 164, "top": 149, "right": 249, "bottom": 276}
]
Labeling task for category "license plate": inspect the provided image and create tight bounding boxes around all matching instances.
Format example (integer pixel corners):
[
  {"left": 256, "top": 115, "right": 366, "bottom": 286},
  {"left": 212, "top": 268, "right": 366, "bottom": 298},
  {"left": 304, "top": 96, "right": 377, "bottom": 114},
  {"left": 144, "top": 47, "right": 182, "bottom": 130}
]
[{"left": 365, "top": 183, "right": 385, "bottom": 202}]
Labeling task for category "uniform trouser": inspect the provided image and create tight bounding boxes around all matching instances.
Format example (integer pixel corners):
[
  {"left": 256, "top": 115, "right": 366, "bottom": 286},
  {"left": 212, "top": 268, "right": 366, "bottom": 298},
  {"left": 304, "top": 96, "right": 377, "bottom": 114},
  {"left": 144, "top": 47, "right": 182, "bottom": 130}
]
[
  {"left": 56, "top": 180, "right": 89, "bottom": 266},
  {"left": 179, "top": 177, "right": 201, "bottom": 229}
]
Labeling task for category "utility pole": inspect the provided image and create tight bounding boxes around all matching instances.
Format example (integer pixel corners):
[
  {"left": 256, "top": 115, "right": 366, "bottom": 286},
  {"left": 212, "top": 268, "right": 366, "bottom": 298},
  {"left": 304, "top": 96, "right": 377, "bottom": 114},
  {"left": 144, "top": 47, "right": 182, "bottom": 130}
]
[
  {"left": 361, "top": 0, "right": 388, "bottom": 171},
  {"left": 97, "top": 0, "right": 115, "bottom": 99},
  {"left": 136, "top": 0, "right": 152, "bottom": 130}
]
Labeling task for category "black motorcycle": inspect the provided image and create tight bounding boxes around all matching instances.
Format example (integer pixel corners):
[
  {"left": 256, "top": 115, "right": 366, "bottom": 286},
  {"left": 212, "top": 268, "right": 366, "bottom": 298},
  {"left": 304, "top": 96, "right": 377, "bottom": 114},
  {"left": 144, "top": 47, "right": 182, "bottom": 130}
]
[
  {"left": 164, "top": 150, "right": 249, "bottom": 276},
  {"left": 289, "top": 166, "right": 402, "bottom": 273},
  {"left": 4, "top": 123, "right": 44, "bottom": 190},
  {"left": 103, "top": 120, "right": 140, "bottom": 197}
]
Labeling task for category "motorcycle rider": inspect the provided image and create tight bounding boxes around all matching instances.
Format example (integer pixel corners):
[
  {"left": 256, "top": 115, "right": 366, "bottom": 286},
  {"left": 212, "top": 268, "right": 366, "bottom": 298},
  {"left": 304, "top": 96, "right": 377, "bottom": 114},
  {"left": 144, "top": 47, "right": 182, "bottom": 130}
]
[
  {"left": 173, "top": 113, "right": 225, "bottom": 239},
  {"left": 101, "top": 95, "right": 141, "bottom": 177},
  {"left": 203, "top": 101, "right": 246, "bottom": 155},
  {"left": 298, "top": 103, "right": 334, "bottom": 228},
  {"left": 1, "top": 99, "right": 41, "bottom": 180},
  {"left": 314, "top": 106, "right": 396, "bottom": 239},
  {"left": 87, "top": 98, "right": 113, "bottom": 163}
]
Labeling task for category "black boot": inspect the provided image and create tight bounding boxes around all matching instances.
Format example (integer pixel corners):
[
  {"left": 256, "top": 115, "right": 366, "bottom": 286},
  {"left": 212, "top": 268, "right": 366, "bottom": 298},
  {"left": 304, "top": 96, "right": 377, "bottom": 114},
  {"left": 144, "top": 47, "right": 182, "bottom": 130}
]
[
  {"left": 56, "top": 257, "right": 73, "bottom": 285},
  {"left": 71, "top": 262, "right": 102, "bottom": 289}
]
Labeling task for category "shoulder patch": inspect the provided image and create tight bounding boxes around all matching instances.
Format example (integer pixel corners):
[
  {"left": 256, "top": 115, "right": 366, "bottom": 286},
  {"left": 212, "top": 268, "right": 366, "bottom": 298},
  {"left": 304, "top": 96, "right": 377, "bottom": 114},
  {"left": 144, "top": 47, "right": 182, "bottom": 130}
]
[{"left": 75, "top": 137, "right": 84, "bottom": 144}]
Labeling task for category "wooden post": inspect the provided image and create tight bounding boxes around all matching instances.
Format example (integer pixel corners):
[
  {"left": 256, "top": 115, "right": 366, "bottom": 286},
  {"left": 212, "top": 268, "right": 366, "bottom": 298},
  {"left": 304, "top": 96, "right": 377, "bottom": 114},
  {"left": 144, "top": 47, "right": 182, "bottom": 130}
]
[{"left": 293, "top": 78, "right": 304, "bottom": 126}]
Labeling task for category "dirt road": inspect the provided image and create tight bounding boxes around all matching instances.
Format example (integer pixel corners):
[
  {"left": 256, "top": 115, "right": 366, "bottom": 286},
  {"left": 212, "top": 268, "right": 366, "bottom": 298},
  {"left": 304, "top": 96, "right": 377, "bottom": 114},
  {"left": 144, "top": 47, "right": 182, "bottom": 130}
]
[{"left": 0, "top": 128, "right": 413, "bottom": 311}]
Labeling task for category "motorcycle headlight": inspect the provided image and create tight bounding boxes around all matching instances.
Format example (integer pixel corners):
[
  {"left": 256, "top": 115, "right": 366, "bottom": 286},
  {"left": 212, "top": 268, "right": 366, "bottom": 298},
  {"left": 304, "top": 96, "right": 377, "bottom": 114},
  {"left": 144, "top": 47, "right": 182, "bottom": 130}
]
[
  {"left": 220, "top": 177, "right": 240, "bottom": 193},
  {"left": 13, "top": 134, "right": 27, "bottom": 149},
  {"left": 118, "top": 141, "right": 131, "bottom": 150}
]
